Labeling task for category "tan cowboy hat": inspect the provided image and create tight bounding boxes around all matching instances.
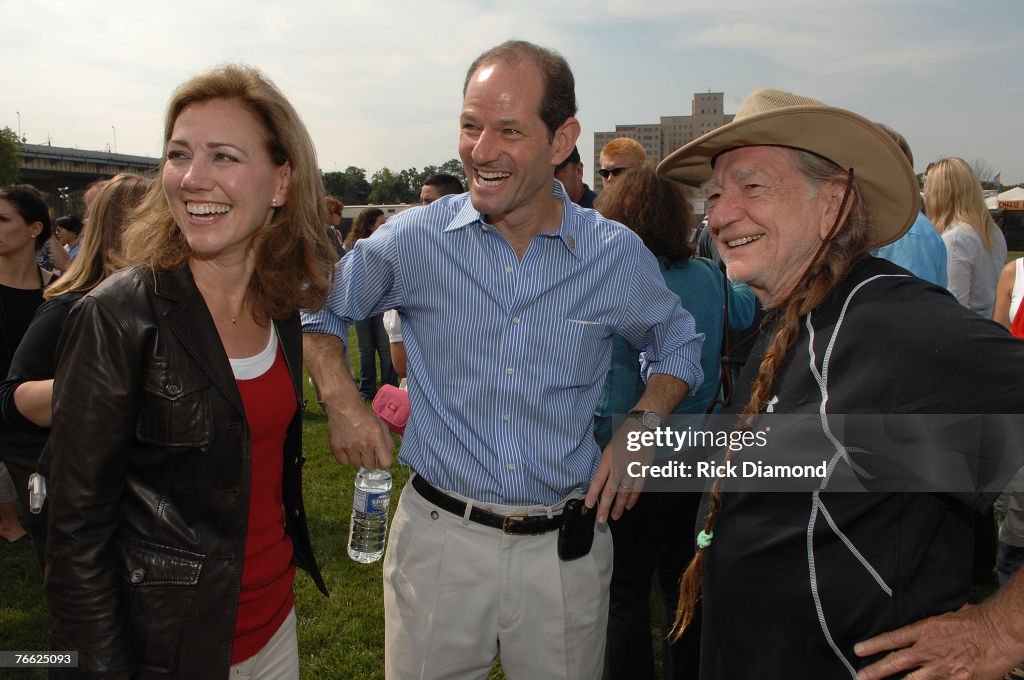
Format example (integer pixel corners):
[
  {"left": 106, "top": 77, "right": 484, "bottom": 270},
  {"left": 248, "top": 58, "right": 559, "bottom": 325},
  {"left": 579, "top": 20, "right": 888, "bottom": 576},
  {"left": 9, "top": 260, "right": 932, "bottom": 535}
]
[{"left": 657, "top": 88, "right": 920, "bottom": 247}]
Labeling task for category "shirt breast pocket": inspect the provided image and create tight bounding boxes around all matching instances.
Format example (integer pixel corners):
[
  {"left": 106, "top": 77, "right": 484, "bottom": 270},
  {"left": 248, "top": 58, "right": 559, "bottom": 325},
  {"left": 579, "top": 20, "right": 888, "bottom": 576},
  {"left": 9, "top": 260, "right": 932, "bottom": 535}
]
[
  {"left": 557, "top": 319, "right": 609, "bottom": 388},
  {"left": 136, "top": 366, "right": 212, "bottom": 448}
]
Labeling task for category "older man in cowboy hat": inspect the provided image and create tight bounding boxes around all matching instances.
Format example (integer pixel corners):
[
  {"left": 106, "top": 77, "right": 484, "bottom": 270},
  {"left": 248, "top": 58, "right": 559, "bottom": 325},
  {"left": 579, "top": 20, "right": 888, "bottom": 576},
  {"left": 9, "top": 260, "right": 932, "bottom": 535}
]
[{"left": 658, "top": 88, "right": 1024, "bottom": 679}]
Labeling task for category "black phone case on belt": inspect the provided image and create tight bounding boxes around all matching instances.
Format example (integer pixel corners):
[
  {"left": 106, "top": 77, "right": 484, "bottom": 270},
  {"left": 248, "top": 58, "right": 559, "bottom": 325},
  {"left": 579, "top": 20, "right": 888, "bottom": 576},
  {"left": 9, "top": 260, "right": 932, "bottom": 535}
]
[{"left": 557, "top": 498, "right": 596, "bottom": 561}]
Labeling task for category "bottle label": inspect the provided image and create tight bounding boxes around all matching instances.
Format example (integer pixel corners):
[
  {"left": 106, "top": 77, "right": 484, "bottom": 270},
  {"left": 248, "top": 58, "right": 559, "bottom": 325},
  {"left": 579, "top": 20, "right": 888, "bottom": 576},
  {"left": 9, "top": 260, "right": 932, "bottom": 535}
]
[{"left": 353, "top": 489, "right": 390, "bottom": 515}]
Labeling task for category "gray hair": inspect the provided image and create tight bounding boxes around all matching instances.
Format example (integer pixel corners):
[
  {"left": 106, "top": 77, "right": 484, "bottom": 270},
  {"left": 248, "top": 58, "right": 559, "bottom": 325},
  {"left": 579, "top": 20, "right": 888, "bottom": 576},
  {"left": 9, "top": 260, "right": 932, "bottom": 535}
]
[{"left": 790, "top": 148, "right": 876, "bottom": 253}]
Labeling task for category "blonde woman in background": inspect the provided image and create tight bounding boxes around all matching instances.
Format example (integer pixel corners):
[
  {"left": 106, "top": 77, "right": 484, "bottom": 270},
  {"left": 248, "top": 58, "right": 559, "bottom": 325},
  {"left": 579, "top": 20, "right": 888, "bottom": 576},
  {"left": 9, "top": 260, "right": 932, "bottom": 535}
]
[{"left": 925, "top": 157, "right": 1008, "bottom": 317}]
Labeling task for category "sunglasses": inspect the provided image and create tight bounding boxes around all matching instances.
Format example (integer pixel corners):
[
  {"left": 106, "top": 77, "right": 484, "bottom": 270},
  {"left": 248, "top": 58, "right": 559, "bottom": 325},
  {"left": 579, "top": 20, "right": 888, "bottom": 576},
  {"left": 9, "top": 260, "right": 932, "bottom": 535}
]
[{"left": 598, "top": 167, "right": 629, "bottom": 179}]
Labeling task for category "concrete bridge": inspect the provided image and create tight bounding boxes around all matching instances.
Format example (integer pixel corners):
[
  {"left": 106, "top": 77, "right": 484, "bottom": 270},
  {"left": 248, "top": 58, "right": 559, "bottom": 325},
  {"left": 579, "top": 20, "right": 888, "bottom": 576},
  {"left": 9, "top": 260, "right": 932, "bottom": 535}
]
[{"left": 18, "top": 143, "right": 159, "bottom": 215}]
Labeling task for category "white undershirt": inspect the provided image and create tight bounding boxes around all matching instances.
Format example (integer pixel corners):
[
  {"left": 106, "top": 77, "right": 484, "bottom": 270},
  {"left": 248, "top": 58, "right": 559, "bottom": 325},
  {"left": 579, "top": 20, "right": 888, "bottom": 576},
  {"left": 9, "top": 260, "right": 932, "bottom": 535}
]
[{"left": 229, "top": 329, "right": 279, "bottom": 380}]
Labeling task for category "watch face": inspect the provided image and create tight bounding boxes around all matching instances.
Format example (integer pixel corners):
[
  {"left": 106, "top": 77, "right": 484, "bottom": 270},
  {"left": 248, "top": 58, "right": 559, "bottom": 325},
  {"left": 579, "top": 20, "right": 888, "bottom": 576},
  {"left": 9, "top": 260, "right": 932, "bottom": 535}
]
[{"left": 641, "top": 411, "right": 661, "bottom": 430}]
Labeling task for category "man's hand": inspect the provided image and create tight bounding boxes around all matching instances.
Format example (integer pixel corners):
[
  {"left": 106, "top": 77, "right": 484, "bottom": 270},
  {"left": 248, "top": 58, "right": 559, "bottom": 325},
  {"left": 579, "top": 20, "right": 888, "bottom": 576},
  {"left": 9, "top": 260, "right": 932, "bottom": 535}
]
[
  {"left": 304, "top": 333, "right": 394, "bottom": 469},
  {"left": 584, "top": 373, "right": 690, "bottom": 523},
  {"left": 326, "top": 398, "right": 394, "bottom": 470},
  {"left": 585, "top": 417, "right": 652, "bottom": 523},
  {"left": 854, "top": 599, "right": 1024, "bottom": 680}
]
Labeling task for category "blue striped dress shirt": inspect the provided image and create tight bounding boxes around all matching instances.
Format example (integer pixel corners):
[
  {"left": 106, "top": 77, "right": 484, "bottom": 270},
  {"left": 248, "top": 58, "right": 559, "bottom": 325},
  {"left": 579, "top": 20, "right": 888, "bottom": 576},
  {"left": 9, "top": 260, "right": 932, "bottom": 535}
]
[{"left": 302, "top": 181, "right": 704, "bottom": 505}]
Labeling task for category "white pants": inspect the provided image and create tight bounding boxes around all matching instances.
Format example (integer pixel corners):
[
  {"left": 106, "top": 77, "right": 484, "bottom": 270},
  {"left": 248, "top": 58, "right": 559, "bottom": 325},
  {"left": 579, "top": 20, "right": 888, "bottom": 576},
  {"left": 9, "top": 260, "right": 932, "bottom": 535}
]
[
  {"left": 229, "top": 607, "right": 299, "bottom": 680},
  {"left": 383, "top": 479, "right": 613, "bottom": 680}
]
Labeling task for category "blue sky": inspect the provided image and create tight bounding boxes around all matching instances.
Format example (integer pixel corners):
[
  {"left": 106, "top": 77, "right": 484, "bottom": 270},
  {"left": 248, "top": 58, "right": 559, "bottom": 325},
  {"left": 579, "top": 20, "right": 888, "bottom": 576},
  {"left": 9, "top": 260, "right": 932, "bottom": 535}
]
[{"left": 5, "top": 0, "right": 1022, "bottom": 184}]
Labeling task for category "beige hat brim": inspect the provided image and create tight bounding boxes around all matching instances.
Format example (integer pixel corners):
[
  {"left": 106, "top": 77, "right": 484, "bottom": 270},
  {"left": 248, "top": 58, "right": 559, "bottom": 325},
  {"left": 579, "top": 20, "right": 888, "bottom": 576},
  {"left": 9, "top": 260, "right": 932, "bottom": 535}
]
[{"left": 657, "top": 105, "right": 920, "bottom": 248}]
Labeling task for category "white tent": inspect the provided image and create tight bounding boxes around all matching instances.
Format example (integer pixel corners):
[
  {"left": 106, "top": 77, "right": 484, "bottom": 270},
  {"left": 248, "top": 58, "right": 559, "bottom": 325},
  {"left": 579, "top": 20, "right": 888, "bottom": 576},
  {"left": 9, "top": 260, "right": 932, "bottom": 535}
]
[{"left": 997, "top": 187, "right": 1024, "bottom": 210}]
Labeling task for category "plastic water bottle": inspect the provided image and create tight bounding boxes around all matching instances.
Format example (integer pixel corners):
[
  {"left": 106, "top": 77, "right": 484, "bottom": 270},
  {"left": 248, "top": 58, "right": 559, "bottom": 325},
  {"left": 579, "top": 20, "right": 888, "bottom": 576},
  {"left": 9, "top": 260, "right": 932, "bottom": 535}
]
[{"left": 347, "top": 467, "right": 392, "bottom": 563}]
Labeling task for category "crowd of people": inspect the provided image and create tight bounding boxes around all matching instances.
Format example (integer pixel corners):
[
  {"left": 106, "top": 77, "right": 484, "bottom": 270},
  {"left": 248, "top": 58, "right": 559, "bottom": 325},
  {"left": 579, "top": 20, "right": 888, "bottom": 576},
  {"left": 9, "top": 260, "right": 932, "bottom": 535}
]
[{"left": 1, "top": 39, "right": 1023, "bottom": 680}]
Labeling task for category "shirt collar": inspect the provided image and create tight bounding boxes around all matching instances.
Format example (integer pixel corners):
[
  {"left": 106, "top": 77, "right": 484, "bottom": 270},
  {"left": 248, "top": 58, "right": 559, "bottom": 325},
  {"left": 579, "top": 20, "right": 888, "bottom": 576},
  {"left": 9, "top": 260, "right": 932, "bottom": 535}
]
[{"left": 443, "top": 180, "right": 581, "bottom": 259}]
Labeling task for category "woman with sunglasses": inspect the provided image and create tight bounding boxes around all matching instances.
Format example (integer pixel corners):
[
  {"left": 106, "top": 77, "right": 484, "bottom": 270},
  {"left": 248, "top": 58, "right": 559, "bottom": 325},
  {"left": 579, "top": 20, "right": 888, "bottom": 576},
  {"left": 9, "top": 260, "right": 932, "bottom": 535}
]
[{"left": 598, "top": 136, "right": 648, "bottom": 189}]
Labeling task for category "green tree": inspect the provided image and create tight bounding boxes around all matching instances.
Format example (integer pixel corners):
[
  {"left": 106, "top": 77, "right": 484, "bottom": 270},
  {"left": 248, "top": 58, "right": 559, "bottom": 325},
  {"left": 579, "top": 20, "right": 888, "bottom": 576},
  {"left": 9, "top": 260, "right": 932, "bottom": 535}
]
[
  {"left": 438, "top": 159, "right": 466, "bottom": 187},
  {"left": 414, "top": 165, "right": 439, "bottom": 192},
  {"left": 323, "top": 166, "right": 371, "bottom": 204},
  {"left": 0, "top": 127, "right": 21, "bottom": 185},
  {"left": 408, "top": 160, "right": 466, "bottom": 196},
  {"left": 323, "top": 159, "right": 466, "bottom": 206},
  {"left": 397, "top": 168, "right": 423, "bottom": 200},
  {"left": 367, "top": 167, "right": 413, "bottom": 204}
]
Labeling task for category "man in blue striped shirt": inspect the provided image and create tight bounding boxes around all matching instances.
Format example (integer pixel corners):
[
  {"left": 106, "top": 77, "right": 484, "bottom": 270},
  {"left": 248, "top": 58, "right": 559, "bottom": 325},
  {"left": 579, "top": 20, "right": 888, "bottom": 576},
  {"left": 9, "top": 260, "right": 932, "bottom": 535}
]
[{"left": 303, "top": 40, "right": 704, "bottom": 679}]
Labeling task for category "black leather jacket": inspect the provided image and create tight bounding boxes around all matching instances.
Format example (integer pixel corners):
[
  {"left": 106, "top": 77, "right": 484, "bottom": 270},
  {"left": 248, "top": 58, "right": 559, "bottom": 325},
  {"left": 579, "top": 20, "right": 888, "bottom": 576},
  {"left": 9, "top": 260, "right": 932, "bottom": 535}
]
[{"left": 46, "top": 265, "right": 328, "bottom": 679}]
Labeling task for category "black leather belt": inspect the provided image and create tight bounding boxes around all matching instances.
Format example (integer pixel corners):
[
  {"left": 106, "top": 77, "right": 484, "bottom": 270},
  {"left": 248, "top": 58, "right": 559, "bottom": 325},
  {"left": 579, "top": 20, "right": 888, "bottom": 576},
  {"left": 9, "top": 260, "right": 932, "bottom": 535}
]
[{"left": 411, "top": 474, "right": 562, "bottom": 535}]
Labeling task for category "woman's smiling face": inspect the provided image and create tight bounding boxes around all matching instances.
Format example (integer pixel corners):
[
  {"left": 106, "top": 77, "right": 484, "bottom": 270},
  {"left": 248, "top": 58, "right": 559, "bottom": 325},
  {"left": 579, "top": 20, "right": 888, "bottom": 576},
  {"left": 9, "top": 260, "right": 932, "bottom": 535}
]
[{"left": 162, "top": 97, "right": 290, "bottom": 264}]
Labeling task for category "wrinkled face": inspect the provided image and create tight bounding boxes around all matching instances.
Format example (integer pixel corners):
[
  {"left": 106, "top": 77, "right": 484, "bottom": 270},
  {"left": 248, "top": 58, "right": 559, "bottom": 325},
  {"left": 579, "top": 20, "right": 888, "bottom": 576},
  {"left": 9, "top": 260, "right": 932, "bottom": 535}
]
[
  {"left": 599, "top": 152, "right": 637, "bottom": 187},
  {"left": 0, "top": 198, "right": 41, "bottom": 259},
  {"left": 420, "top": 184, "right": 444, "bottom": 205},
  {"left": 705, "top": 146, "right": 838, "bottom": 307},
  {"left": 554, "top": 160, "right": 584, "bottom": 201},
  {"left": 162, "top": 98, "right": 290, "bottom": 264},
  {"left": 458, "top": 60, "right": 564, "bottom": 227}
]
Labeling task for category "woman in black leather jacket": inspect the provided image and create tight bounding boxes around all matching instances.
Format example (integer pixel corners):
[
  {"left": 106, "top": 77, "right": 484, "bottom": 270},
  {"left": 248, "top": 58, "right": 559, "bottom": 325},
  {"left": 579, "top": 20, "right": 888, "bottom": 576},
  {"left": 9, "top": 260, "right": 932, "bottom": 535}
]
[{"left": 45, "top": 65, "right": 337, "bottom": 679}]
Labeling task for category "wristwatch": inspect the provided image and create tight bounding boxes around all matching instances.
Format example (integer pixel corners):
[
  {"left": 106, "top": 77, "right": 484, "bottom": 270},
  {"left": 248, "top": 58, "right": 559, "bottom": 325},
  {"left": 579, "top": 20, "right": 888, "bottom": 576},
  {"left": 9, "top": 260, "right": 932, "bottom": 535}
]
[{"left": 627, "top": 409, "right": 662, "bottom": 431}]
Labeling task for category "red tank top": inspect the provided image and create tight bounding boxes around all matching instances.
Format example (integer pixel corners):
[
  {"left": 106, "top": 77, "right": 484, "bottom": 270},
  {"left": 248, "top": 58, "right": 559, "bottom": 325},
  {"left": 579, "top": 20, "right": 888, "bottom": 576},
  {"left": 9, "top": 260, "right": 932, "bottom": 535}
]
[{"left": 231, "top": 347, "right": 297, "bottom": 663}]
